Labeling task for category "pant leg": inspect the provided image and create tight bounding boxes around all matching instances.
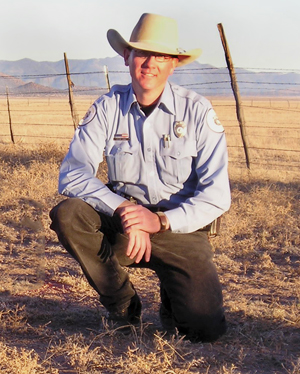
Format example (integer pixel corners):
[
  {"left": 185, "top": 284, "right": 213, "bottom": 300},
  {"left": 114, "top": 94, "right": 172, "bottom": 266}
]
[
  {"left": 148, "top": 230, "right": 227, "bottom": 342},
  {"left": 49, "top": 198, "right": 135, "bottom": 311}
]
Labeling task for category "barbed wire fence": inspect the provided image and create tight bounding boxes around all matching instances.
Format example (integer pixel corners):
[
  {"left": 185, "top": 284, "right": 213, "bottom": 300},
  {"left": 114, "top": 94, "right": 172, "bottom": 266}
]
[{"left": 0, "top": 62, "right": 299, "bottom": 174}]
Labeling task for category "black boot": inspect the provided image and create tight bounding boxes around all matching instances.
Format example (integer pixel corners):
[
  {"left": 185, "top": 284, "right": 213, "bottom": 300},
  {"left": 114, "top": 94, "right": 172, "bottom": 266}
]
[{"left": 106, "top": 293, "right": 142, "bottom": 333}]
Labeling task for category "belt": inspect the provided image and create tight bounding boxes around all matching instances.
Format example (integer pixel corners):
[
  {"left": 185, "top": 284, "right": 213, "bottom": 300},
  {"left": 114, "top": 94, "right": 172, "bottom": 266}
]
[
  {"left": 146, "top": 206, "right": 168, "bottom": 213},
  {"left": 119, "top": 192, "right": 138, "bottom": 204}
]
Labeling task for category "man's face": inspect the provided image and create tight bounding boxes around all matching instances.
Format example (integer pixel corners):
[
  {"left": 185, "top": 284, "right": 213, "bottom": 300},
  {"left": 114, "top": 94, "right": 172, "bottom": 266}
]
[{"left": 124, "top": 48, "right": 178, "bottom": 101}]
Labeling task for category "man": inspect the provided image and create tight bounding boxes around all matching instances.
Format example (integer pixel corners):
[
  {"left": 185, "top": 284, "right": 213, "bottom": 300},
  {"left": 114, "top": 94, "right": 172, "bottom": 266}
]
[{"left": 50, "top": 13, "right": 231, "bottom": 343}]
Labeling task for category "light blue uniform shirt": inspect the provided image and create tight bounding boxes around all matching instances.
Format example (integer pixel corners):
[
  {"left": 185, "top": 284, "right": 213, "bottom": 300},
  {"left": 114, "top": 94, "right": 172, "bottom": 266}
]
[{"left": 59, "top": 82, "right": 231, "bottom": 233}]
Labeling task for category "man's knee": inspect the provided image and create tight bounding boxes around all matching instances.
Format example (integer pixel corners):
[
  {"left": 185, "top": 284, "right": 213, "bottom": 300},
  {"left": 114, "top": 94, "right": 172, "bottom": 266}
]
[
  {"left": 160, "top": 259, "right": 226, "bottom": 343},
  {"left": 51, "top": 198, "right": 80, "bottom": 221},
  {"left": 50, "top": 198, "right": 95, "bottom": 231},
  {"left": 160, "top": 295, "right": 227, "bottom": 343},
  {"left": 176, "top": 308, "right": 227, "bottom": 343}
]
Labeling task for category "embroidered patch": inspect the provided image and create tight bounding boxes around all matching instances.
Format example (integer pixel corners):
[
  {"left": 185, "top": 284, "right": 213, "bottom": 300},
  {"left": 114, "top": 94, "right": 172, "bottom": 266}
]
[
  {"left": 174, "top": 121, "right": 187, "bottom": 138},
  {"left": 78, "top": 104, "right": 97, "bottom": 126},
  {"left": 206, "top": 109, "right": 224, "bottom": 133}
]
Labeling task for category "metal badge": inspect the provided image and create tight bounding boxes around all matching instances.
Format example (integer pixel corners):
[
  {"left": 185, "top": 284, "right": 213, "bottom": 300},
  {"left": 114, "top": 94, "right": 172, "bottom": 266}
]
[{"left": 174, "top": 121, "right": 186, "bottom": 138}]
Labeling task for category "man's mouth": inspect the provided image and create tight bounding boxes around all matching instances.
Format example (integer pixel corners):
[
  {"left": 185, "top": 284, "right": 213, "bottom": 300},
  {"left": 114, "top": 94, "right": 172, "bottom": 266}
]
[{"left": 142, "top": 72, "right": 156, "bottom": 77}]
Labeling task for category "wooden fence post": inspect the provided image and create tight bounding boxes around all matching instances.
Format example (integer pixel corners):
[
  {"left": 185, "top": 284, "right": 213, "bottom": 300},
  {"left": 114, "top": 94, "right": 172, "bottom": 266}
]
[
  {"left": 64, "top": 52, "right": 79, "bottom": 130},
  {"left": 6, "top": 87, "right": 15, "bottom": 144},
  {"left": 104, "top": 65, "right": 111, "bottom": 91},
  {"left": 217, "top": 23, "right": 250, "bottom": 169}
]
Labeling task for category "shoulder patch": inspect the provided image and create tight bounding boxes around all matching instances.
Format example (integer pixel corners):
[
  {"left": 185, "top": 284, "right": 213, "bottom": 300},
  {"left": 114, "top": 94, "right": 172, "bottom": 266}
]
[
  {"left": 206, "top": 109, "right": 224, "bottom": 133},
  {"left": 79, "top": 104, "right": 97, "bottom": 126}
]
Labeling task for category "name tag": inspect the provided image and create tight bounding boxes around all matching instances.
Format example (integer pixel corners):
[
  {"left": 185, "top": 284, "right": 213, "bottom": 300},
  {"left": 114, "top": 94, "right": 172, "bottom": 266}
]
[{"left": 113, "top": 133, "right": 130, "bottom": 141}]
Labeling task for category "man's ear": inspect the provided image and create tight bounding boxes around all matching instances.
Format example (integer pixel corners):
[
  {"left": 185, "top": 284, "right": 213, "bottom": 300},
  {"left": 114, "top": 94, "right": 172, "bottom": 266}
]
[
  {"left": 124, "top": 48, "right": 131, "bottom": 66},
  {"left": 169, "top": 58, "right": 179, "bottom": 76}
]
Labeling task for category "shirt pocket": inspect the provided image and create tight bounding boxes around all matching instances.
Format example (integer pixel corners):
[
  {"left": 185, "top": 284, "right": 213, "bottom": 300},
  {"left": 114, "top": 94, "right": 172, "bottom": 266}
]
[
  {"left": 159, "top": 140, "right": 197, "bottom": 185},
  {"left": 106, "top": 142, "right": 141, "bottom": 183}
]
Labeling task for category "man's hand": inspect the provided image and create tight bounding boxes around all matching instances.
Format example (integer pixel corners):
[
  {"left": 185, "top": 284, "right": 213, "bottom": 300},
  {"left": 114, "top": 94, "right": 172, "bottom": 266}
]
[
  {"left": 115, "top": 201, "right": 169, "bottom": 263},
  {"left": 126, "top": 229, "right": 151, "bottom": 263},
  {"left": 117, "top": 203, "right": 162, "bottom": 234}
]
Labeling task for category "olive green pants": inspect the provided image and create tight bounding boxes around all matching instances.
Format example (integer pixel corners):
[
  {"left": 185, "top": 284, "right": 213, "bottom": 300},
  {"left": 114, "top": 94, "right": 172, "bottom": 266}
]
[{"left": 50, "top": 198, "right": 226, "bottom": 342}]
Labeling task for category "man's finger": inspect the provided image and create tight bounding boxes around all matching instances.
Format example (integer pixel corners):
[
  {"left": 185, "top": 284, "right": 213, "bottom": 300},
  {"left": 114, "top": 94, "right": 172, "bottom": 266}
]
[
  {"left": 127, "top": 233, "right": 140, "bottom": 259},
  {"left": 126, "top": 233, "right": 136, "bottom": 258},
  {"left": 144, "top": 237, "right": 152, "bottom": 262},
  {"left": 122, "top": 216, "right": 141, "bottom": 230},
  {"left": 135, "top": 238, "right": 146, "bottom": 263}
]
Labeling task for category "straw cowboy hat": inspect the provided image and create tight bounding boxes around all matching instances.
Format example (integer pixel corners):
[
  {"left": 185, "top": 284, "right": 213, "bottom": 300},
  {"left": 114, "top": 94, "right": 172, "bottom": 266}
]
[{"left": 107, "top": 13, "right": 202, "bottom": 67}]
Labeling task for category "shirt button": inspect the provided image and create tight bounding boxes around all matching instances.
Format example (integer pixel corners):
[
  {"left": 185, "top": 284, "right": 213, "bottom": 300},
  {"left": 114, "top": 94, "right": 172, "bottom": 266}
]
[
  {"left": 152, "top": 197, "right": 157, "bottom": 202},
  {"left": 177, "top": 151, "right": 181, "bottom": 156},
  {"left": 147, "top": 148, "right": 151, "bottom": 152},
  {"left": 149, "top": 171, "right": 154, "bottom": 177}
]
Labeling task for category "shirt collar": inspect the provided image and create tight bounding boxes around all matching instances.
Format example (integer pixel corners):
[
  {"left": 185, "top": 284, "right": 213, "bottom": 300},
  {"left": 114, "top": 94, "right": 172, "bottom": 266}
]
[
  {"left": 125, "top": 82, "right": 175, "bottom": 115},
  {"left": 124, "top": 85, "right": 137, "bottom": 115},
  {"left": 158, "top": 82, "right": 175, "bottom": 115}
]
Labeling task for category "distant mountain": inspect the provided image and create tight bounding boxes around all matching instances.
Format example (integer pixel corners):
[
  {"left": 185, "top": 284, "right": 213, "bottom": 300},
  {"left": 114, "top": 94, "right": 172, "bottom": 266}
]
[
  {"left": 0, "top": 72, "right": 27, "bottom": 90},
  {"left": 13, "top": 82, "right": 62, "bottom": 96},
  {"left": 0, "top": 57, "right": 299, "bottom": 97}
]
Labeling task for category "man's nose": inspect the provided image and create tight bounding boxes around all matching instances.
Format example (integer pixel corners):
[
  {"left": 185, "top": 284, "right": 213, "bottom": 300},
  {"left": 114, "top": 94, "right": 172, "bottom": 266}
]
[{"left": 141, "top": 55, "right": 157, "bottom": 66}]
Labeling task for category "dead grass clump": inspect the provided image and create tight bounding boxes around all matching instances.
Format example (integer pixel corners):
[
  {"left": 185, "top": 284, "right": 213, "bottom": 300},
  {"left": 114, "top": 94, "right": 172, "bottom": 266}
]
[
  {"left": 0, "top": 304, "right": 28, "bottom": 333},
  {"left": 0, "top": 341, "right": 56, "bottom": 374}
]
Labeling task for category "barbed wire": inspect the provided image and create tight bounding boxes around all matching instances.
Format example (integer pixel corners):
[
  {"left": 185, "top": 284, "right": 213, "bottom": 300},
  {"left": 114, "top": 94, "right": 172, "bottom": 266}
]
[
  {"left": 1, "top": 69, "right": 299, "bottom": 103},
  {"left": 0, "top": 65, "right": 299, "bottom": 174},
  {"left": 1, "top": 65, "right": 299, "bottom": 80}
]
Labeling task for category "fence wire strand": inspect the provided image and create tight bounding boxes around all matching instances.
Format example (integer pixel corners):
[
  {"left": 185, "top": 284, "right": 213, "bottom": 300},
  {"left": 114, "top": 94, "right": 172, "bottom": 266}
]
[{"left": 0, "top": 65, "right": 299, "bottom": 172}]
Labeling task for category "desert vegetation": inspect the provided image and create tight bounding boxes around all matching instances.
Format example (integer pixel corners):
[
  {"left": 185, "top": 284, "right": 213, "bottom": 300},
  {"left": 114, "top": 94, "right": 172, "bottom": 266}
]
[{"left": 0, "top": 98, "right": 299, "bottom": 373}]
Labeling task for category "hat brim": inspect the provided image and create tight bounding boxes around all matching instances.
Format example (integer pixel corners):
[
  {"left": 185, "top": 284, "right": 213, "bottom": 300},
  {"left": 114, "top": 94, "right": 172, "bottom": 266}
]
[{"left": 107, "top": 29, "right": 202, "bottom": 67}]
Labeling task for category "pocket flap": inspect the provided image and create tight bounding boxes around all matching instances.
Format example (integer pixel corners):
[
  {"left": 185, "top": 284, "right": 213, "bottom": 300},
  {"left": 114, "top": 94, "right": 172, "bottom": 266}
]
[{"left": 161, "top": 140, "right": 197, "bottom": 159}]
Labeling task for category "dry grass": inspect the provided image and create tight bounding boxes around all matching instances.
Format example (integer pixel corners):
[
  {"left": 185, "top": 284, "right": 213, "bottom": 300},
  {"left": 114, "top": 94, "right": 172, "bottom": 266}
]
[
  {"left": 0, "top": 98, "right": 300, "bottom": 373},
  {"left": 0, "top": 97, "right": 94, "bottom": 144}
]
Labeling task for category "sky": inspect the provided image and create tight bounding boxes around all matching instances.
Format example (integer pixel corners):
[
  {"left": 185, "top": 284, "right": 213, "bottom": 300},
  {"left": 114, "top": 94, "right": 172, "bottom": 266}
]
[{"left": 1, "top": 0, "right": 299, "bottom": 71}]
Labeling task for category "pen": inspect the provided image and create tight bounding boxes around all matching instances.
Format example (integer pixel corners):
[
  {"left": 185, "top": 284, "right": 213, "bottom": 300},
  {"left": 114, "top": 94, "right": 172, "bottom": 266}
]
[{"left": 163, "top": 134, "right": 171, "bottom": 148}]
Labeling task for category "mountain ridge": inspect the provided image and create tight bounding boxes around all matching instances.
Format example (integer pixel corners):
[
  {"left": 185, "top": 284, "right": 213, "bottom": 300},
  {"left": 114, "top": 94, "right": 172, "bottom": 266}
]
[{"left": 0, "top": 56, "right": 299, "bottom": 97}]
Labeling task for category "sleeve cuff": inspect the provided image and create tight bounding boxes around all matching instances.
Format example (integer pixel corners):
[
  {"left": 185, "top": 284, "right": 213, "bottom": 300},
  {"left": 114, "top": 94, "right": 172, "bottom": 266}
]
[{"left": 164, "top": 207, "right": 189, "bottom": 233}]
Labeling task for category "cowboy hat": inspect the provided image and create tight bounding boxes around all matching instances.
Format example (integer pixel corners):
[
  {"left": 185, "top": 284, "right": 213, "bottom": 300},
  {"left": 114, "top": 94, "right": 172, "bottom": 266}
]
[{"left": 107, "top": 13, "right": 202, "bottom": 67}]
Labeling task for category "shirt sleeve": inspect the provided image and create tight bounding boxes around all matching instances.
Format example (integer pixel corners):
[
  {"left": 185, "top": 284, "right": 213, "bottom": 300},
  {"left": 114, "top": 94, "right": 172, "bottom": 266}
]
[
  {"left": 164, "top": 107, "right": 231, "bottom": 233},
  {"left": 58, "top": 103, "right": 125, "bottom": 216}
]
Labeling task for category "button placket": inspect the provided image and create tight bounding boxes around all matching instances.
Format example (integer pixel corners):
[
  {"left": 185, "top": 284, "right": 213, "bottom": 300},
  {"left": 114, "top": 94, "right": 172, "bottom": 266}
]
[{"left": 143, "top": 119, "right": 159, "bottom": 204}]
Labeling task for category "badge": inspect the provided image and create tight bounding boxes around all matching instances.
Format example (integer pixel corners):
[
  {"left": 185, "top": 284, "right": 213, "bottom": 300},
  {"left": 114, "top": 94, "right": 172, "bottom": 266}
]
[
  {"left": 174, "top": 121, "right": 186, "bottom": 138},
  {"left": 78, "top": 104, "right": 97, "bottom": 126},
  {"left": 206, "top": 109, "right": 224, "bottom": 133}
]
